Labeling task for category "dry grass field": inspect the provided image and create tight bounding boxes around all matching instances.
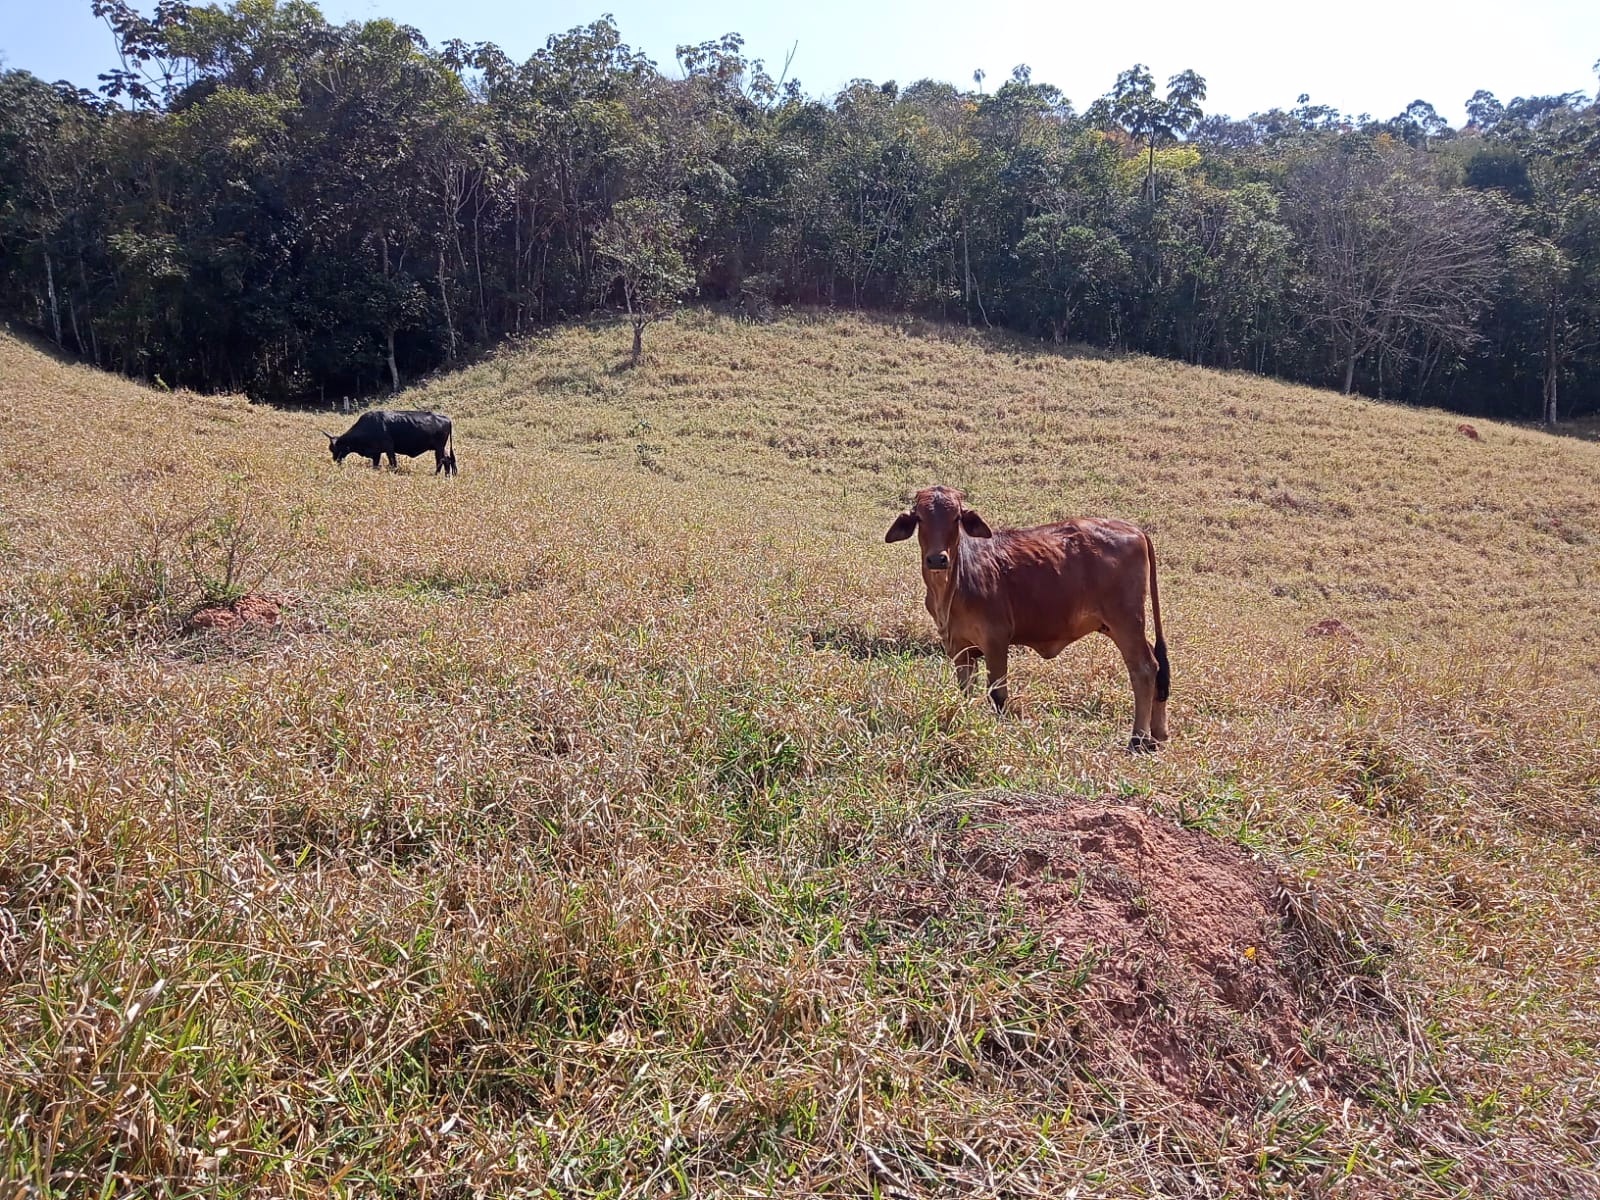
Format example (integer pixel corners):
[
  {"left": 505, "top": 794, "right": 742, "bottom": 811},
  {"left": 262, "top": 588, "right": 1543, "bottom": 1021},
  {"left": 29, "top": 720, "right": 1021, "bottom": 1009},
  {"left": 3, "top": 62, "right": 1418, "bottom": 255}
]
[{"left": 3, "top": 309, "right": 1599, "bottom": 1198}]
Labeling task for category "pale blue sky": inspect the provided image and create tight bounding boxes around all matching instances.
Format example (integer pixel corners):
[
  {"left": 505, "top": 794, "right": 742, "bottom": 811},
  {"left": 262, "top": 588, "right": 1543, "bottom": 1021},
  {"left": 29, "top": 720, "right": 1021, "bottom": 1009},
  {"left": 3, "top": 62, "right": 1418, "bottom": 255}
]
[{"left": 2, "top": 0, "right": 1597, "bottom": 124}]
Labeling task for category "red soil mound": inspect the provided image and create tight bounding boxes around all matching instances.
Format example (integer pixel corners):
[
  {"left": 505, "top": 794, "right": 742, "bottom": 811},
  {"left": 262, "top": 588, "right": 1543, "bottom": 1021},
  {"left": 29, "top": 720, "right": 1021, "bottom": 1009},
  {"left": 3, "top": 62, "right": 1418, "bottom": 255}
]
[
  {"left": 187, "top": 592, "right": 290, "bottom": 635},
  {"left": 938, "top": 796, "right": 1378, "bottom": 1130},
  {"left": 1306, "top": 616, "right": 1360, "bottom": 642}
]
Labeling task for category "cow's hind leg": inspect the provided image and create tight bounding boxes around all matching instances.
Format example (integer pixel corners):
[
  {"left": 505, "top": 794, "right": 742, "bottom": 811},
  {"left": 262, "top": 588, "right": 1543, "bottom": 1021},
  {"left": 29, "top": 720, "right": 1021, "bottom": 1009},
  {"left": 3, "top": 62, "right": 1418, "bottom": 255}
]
[
  {"left": 1151, "top": 642, "right": 1170, "bottom": 745},
  {"left": 434, "top": 449, "right": 445, "bottom": 474},
  {"left": 386, "top": 452, "right": 398, "bottom": 470},
  {"left": 1109, "top": 624, "right": 1159, "bottom": 752}
]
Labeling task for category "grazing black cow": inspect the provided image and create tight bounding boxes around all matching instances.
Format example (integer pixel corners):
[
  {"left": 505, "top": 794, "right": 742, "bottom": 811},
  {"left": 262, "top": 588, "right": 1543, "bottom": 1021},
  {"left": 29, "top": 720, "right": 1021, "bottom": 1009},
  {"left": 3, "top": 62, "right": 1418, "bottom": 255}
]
[{"left": 326, "top": 410, "right": 456, "bottom": 474}]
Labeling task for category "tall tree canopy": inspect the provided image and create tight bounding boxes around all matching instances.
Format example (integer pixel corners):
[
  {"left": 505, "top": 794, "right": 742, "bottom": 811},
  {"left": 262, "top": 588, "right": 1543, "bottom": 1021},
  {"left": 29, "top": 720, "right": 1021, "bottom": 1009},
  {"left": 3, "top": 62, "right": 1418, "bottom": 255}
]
[{"left": 1, "top": 0, "right": 1598, "bottom": 421}]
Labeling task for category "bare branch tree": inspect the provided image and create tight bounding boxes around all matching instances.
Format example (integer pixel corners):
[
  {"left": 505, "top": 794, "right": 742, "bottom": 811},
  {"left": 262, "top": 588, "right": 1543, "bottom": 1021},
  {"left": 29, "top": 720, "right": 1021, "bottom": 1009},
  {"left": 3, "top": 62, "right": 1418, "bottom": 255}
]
[{"left": 1287, "top": 148, "right": 1504, "bottom": 394}]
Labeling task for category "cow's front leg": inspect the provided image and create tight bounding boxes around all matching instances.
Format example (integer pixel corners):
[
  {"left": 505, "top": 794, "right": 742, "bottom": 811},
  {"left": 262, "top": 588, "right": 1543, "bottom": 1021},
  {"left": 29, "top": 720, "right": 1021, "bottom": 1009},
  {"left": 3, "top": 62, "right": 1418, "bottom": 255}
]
[
  {"left": 984, "top": 643, "right": 1010, "bottom": 714},
  {"left": 386, "top": 452, "right": 398, "bottom": 470},
  {"left": 369, "top": 454, "right": 381, "bottom": 470},
  {"left": 952, "top": 645, "right": 980, "bottom": 695}
]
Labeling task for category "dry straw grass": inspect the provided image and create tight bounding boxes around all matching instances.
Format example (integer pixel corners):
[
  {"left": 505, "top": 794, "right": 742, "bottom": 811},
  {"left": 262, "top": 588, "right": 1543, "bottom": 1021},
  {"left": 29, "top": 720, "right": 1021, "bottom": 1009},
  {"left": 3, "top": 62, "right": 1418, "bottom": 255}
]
[{"left": 2, "top": 310, "right": 1599, "bottom": 1198}]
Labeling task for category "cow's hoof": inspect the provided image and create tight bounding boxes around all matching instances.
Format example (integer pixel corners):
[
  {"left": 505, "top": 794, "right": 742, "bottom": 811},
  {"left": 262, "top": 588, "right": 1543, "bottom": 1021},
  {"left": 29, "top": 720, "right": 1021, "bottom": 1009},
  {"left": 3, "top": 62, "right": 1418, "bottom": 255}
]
[{"left": 1128, "top": 735, "right": 1159, "bottom": 755}]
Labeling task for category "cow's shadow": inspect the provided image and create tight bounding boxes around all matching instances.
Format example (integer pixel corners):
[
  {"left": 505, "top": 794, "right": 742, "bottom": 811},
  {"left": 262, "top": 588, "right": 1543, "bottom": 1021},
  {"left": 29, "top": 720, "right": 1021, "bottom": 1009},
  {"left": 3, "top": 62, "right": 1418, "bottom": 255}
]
[{"left": 807, "top": 624, "right": 944, "bottom": 660}]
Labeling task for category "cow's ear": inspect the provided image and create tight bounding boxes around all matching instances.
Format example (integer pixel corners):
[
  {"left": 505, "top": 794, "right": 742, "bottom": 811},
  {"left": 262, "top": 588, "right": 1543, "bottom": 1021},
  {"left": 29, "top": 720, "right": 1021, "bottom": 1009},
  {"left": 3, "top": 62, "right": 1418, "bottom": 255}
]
[
  {"left": 960, "top": 509, "right": 993, "bottom": 538},
  {"left": 884, "top": 513, "right": 918, "bottom": 543}
]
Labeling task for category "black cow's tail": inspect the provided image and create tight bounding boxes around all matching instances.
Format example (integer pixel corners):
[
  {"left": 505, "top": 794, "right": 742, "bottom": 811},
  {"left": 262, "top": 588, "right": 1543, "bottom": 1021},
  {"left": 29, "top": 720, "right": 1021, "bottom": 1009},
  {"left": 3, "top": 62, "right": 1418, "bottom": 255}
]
[{"left": 1146, "top": 531, "right": 1170, "bottom": 702}]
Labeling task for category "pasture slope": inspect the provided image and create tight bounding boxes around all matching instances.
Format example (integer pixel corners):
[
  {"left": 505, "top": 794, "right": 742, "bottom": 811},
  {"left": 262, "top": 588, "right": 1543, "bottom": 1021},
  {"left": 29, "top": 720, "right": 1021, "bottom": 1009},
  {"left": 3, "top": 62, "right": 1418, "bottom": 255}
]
[{"left": 2, "top": 310, "right": 1599, "bottom": 1199}]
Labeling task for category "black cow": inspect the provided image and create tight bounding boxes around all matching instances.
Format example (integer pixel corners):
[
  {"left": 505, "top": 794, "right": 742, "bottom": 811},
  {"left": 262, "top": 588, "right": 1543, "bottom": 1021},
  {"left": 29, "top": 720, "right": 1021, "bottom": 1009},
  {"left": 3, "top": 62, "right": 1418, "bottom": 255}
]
[{"left": 326, "top": 410, "right": 457, "bottom": 475}]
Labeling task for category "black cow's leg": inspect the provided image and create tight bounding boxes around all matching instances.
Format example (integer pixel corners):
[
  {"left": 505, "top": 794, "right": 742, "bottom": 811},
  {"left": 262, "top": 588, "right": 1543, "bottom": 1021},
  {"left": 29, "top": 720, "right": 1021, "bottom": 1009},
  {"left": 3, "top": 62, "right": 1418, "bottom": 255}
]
[
  {"left": 370, "top": 454, "right": 381, "bottom": 470},
  {"left": 387, "top": 452, "right": 398, "bottom": 470}
]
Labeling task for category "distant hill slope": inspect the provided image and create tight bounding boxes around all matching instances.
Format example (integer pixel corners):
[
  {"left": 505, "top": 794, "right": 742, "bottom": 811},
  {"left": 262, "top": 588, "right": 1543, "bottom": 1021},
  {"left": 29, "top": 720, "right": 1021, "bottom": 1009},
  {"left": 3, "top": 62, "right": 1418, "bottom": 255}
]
[
  {"left": 3, "top": 313, "right": 1598, "bottom": 1198},
  {"left": 422, "top": 310, "right": 1600, "bottom": 675}
]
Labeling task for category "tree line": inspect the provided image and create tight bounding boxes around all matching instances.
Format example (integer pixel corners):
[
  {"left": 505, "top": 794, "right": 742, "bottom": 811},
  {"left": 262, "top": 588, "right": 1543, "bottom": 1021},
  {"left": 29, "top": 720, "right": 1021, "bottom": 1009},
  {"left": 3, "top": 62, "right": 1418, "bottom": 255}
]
[{"left": 1, "top": 1, "right": 1597, "bottom": 422}]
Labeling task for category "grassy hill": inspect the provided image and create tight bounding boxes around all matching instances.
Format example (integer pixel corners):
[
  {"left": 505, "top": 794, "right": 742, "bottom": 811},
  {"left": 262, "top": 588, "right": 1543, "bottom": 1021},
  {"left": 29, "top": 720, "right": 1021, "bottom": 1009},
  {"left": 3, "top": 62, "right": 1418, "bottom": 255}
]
[{"left": 3, "top": 310, "right": 1598, "bottom": 1198}]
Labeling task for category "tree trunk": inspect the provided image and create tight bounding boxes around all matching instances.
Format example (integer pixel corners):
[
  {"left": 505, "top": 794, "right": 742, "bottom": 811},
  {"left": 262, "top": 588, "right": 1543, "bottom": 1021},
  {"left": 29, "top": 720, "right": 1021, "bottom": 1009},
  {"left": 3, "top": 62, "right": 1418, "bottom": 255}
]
[
  {"left": 961, "top": 221, "right": 971, "bottom": 325},
  {"left": 44, "top": 247, "right": 62, "bottom": 346},
  {"left": 438, "top": 249, "right": 456, "bottom": 362},
  {"left": 538, "top": 243, "right": 549, "bottom": 323},
  {"left": 75, "top": 242, "right": 98, "bottom": 363},
  {"left": 961, "top": 217, "right": 991, "bottom": 327},
  {"left": 1544, "top": 309, "right": 1559, "bottom": 426},
  {"left": 513, "top": 196, "right": 523, "bottom": 334},
  {"left": 67, "top": 294, "right": 84, "bottom": 355},
  {"left": 623, "top": 280, "right": 643, "bottom": 366},
  {"left": 1342, "top": 342, "right": 1357, "bottom": 395},
  {"left": 472, "top": 193, "right": 486, "bottom": 332},
  {"left": 382, "top": 233, "right": 400, "bottom": 390}
]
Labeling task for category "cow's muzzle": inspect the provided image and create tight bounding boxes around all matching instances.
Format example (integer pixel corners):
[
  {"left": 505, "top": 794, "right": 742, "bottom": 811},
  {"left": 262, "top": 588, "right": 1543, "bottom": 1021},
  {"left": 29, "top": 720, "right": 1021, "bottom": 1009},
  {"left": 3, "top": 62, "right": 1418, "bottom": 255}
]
[{"left": 925, "top": 552, "right": 950, "bottom": 571}]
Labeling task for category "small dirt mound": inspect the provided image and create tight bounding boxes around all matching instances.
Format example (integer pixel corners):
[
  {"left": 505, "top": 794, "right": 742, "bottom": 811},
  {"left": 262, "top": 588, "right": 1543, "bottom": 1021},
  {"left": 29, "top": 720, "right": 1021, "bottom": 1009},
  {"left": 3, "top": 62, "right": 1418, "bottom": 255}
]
[
  {"left": 187, "top": 592, "right": 290, "bottom": 635},
  {"left": 1457, "top": 422, "right": 1481, "bottom": 441},
  {"left": 1306, "top": 616, "right": 1359, "bottom": 642},
  {"left": 942, "top": 796, "right": 1381, "bottom": 1130}
]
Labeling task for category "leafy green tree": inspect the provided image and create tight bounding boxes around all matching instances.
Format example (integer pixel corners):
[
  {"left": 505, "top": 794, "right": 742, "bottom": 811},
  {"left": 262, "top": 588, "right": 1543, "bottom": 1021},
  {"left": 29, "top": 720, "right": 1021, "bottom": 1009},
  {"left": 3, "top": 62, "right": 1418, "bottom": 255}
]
[
  {"left": 1518, "top": 108, "right": 1600, "bottom": 424},
  {"left": 1017, "top": 216, "right": 1129, "bottom": 343},
  {"left": 0, "top": 73, "right": 106, "bottom": 351},
  {"left": 594, "top": 195, "right": 695, "bottom": 364},
  {"left": 1463, "top": 80, "right": 1600, "bottom": 422},
  {"left": 1387, "top": 99, "right": 1451, "bottom": 148},
  {"left": 1090, "top": 65, "right": 1207, "bottom": 201},
  {"left": 1466, "top": 89, "right": 1505, "bottom": 130}
]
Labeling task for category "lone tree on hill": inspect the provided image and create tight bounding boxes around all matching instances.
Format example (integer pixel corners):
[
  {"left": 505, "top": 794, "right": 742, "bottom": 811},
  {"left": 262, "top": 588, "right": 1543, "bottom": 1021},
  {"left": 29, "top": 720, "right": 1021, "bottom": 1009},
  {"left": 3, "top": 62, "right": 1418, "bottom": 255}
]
[{"left": 595, "top": 196, "right": 695, "bottom": 366}]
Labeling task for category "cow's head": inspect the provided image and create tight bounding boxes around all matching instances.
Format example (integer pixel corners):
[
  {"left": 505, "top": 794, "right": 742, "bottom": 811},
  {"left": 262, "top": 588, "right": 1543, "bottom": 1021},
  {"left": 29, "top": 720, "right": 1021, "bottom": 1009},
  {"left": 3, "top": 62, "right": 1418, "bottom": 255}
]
[
  {"left": 325, "top": 432, "right": 351, "bottom": 464},
  {"left": 884, "top": 485, "right": 992, "bottom": 571}
]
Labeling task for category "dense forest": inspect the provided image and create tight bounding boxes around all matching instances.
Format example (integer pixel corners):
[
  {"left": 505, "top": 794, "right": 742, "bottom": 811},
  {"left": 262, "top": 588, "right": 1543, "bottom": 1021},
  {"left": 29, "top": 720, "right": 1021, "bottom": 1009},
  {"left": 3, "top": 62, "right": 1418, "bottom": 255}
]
[{"left": 1, "top": 1, "right": 1597, "bottom": 421}]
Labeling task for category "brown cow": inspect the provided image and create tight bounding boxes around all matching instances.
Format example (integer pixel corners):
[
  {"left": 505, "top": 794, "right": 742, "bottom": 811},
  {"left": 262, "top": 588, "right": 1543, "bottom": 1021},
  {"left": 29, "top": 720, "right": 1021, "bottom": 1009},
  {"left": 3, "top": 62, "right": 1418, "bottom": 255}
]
[{"left": 885, "top": 486, "right": 1170, "bottom": 751}]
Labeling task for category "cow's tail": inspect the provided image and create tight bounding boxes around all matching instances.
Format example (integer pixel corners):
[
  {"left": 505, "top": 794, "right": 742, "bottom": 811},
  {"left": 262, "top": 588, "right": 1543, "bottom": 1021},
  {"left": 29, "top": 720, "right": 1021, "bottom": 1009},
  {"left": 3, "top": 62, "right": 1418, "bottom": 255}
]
[{"left": 1146, "top": 530, "right": 1170, "bottom": 702}]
